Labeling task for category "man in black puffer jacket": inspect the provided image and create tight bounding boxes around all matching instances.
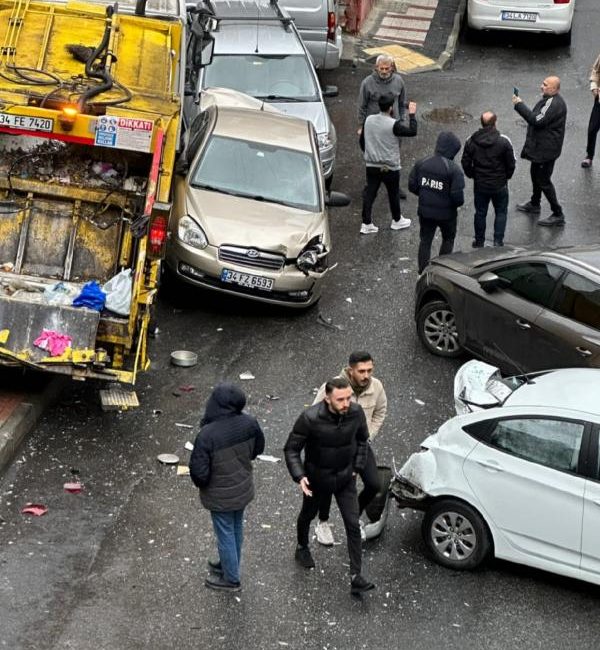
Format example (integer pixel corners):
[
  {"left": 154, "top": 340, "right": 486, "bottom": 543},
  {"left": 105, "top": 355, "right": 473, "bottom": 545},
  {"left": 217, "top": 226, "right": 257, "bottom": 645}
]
[
  {"left": 513, "top": 76, "right": 567, "bottom": 227},
  {"left": 189, "top": 383, "right": 265, "bottom": 592},
  {"left": 409, "top": 131, "right": 464, "bottom": 273},
  {"left": 462, "top": 111, "right": 515, "bottom": 247},
  {"left": 284, "top": 377, "right": 375, "bottom": 595}
]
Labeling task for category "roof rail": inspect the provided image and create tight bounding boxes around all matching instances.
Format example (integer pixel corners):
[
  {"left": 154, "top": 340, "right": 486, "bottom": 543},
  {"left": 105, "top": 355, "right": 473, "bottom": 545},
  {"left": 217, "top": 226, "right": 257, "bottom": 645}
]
[{"left": 205, "top": 0, "right": 293, "bottom": 31}]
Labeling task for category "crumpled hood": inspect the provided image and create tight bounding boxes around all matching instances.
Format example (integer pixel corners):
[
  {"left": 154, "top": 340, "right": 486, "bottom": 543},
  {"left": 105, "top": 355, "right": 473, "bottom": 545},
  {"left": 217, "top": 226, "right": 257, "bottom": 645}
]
[
  {"left": 470, "top": 126, "right": 500, "bottom": 148},
  {"left": 434, "top": 131, "right": 461, "bottom": 160},
  {"left": 185, "top": 187, "right": 329, "bottom": 255},
  {"left": 202, "top": 382, "right": 246, "bottom": 424}
]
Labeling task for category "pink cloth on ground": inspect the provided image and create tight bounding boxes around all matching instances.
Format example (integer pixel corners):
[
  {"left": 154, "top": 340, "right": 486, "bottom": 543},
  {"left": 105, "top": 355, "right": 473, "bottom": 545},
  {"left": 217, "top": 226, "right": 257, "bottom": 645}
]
[{"left": 33, "top": 329, "right": 73, "bottom": 356}]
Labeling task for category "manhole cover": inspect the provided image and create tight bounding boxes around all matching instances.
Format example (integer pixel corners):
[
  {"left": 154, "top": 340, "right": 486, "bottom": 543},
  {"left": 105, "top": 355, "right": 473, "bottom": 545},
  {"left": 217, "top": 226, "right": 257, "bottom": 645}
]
[{"left": 423, "top": 107, "right": 473, "bottom": 123}]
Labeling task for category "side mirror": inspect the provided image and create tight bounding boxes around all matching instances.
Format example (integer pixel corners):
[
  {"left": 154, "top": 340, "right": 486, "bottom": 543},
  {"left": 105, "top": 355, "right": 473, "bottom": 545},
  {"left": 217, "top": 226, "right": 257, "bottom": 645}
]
[
  {"left": 322, "top": 85, "right": 339, "bottom": 98},
  {"left": 325, "top": 191, "right": 350, "bottom": 208},
  {"left": 478, "top": 271, "right": 502, "bottom": 293},
  {"left": 175, "top": 157, "right": 190, "bottom": 176}
]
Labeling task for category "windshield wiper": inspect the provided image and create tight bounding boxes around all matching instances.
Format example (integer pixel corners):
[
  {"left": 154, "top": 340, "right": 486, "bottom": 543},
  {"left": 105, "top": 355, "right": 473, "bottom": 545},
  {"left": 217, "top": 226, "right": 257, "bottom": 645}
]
[
  {"left": 193, "top": 183, "right": 242, "bottom": 197},
  {"left": 255, "top": 95, "right": 306, "bottom": 102}
]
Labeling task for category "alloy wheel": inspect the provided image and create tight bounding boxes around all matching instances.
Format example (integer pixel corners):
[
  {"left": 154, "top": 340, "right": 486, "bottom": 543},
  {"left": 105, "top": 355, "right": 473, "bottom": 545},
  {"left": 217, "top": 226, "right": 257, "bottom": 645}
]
[
  {"left": 423, "top": 307, "right": 459, "bottom": 354},
  {"left": 430, "top": 511, "right": 476, "bottom": 561}
]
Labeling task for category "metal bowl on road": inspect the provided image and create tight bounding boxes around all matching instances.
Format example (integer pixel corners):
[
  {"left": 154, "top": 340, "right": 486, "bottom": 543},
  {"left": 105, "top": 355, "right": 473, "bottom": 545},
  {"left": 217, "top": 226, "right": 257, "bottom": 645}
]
[{"left": 170, "top": 350, "right": 197, "bottom": 367}]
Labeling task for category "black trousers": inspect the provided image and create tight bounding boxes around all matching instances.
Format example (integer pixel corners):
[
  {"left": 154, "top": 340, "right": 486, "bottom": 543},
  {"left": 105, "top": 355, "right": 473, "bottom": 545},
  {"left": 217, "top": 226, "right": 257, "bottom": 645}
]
[
  {"left": 529, "top": 160, "right": 562, "bottom": 215},
  {"left": 586, "top": 95, "right": 600, "bottom": 159},
  {"left": 361, "top": 167, "right": 401, "bottom": 224},
  {"left": 297, "top": 478, "right": 362, "bottom": 575},
  {"left": 418, "top": 216, "right": 457, "bottom": 273},
  {"left": 318, "top": 445, "right": 380, "bottom": 520}
]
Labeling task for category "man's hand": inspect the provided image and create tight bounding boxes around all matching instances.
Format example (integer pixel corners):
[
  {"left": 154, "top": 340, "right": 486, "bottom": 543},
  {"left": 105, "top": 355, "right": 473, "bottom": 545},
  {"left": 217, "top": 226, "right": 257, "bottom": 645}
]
[
  {"left": 512, "top": 95, "right": 522, "bottom": 105},
  {"left": 408, "top": 101, "right": 417, "bottom": 115},
  {"left": 299, "top": 476, "right": 312, "bottom": 497}
]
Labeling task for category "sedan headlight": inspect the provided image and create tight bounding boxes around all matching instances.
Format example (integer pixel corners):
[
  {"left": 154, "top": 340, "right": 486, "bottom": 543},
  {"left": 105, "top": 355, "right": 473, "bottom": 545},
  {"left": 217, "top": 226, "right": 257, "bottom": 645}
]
[
  {"left": 317, "top": 132, "right": 333, "bottom": 152},
  {"left": 296, "top": 235, "right": 328, "bottom": 274},
  {"left": 178, "top": 215, "right": 208, "bottom": 250}
]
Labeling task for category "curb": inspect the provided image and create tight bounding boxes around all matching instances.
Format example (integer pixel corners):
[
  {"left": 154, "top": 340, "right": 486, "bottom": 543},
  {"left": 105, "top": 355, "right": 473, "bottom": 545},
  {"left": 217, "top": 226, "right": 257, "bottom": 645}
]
[
  {"left": 438, "top": 0, "right": 467, "bottom": 71},
  {"left": 0, "top": 376, "right": 65, "bottom": 475}
]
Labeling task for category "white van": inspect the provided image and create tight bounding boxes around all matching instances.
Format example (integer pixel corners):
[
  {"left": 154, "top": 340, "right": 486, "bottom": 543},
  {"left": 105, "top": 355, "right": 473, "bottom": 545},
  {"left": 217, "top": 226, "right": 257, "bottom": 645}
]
[{"left": 279, "top": 0, "right": 342, "bottom": 69}]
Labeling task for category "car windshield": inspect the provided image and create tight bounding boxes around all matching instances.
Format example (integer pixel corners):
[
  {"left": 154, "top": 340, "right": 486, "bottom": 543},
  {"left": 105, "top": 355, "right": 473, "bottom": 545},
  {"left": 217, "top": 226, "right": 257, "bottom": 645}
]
[
  {"left": 191, "top": 135, "right": 320, "bottom": 212},
  {"left": 204, "top": 55, "right": 320, "bottom": 102}
]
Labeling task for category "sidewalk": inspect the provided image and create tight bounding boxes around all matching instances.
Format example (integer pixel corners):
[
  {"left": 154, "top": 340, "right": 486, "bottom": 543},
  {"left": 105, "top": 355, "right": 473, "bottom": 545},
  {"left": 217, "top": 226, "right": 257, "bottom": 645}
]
[
  {"left": 341, "top": 0, "right": 466, "bottom": 73},
  {"left": 0, "top": 370, "right": 63, "bottom": 474}
]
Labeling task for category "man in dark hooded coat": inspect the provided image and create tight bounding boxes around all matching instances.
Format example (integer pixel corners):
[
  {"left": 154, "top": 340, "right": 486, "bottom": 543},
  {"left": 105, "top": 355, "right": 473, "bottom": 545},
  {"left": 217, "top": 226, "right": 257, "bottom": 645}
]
[
  {"left": 409, "top": 131, "right": 465, "bottom": 273},
  {"left": 190, "top": 383, "right": 265, "bottom": 592}
]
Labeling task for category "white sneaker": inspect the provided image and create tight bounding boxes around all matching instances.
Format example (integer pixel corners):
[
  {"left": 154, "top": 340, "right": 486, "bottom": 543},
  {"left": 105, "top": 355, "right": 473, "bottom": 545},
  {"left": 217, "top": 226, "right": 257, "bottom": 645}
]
[
  {"left": 360, "top": 223, "right": 379, "bottom": 235},
  {"left": 315, "top": 520, "right": 335, "bottom": 546},
  {"left": 391, "top": 217, "right": 411, "bottom": 230},
  {"left": 359, "top": 520, "right": 367, "bottom": 542}
]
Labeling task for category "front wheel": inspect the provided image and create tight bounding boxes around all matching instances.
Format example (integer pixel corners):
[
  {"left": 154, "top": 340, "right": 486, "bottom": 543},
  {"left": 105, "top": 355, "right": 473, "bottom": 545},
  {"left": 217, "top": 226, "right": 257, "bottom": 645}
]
[
  {"left": 416, "top": 300, "right": 463, "bottom": 357},
  {"left": 422, "top": 499, "right": 491, "bottom": 570}
]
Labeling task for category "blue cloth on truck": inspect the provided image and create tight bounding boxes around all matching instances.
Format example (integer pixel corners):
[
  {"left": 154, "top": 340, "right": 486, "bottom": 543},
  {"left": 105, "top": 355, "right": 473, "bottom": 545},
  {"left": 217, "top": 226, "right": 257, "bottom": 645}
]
[{"left": 72, "top": 281, "right": 106, "bottom": 311}]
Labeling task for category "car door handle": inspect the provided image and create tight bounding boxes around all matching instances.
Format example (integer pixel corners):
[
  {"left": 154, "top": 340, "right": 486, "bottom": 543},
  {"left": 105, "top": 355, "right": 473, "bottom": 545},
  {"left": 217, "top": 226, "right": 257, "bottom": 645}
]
[
  {"left": 476, "top": 459, "right": 503, "bottom": 471},
  {"left": 576, "top": 347, "right": 593, "bottom": 357},
  {"left": 515, "top": 319, "right": 531, "bottom": 330}
]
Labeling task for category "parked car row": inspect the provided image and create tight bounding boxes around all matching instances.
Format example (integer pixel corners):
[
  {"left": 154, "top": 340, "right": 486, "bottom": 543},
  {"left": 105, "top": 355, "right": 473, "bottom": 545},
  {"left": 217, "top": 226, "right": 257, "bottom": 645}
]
[{"left": 165, "top": 0, "right": 347, "bottom": 307}]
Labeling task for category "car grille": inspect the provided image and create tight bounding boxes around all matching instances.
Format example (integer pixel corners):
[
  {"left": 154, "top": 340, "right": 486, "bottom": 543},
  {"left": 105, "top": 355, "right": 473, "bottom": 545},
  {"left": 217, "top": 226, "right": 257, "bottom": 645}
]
[{"left": 218, "top": 245, "right": 285, "bottom": 271}]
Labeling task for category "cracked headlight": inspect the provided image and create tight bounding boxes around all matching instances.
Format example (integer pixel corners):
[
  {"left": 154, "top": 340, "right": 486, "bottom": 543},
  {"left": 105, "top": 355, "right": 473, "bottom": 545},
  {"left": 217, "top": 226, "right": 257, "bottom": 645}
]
[
  {"left": 178, "top": 215, "right": 208, "bottom": 250},
  {"left": 296, "top": 236, "right": 328, "bottom": 274},
  {"left": 317, "top": 132, "right": 333, "bottom": 151}
]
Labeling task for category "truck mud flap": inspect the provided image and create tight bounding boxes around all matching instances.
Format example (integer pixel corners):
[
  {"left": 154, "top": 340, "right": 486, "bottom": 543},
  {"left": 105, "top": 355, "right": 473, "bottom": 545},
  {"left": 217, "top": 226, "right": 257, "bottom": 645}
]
[{"left": 0, "top": 297, "right": 99, "bottom": 364}]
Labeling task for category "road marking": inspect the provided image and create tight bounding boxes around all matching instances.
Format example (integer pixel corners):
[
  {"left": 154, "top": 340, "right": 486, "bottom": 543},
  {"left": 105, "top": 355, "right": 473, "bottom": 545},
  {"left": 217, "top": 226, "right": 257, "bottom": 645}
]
[
  {"left": 363, "top": 44, "right": 436, "bottom": 72},
  {"left": 373, "top": 0, "right": 438, "bottom": 48}
]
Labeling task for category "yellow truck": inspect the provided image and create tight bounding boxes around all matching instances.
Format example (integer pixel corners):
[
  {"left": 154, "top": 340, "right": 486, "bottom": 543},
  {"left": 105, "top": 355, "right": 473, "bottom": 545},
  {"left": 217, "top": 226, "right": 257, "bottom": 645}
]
[{"left": 0, "top": 0, "right": 200, "bottom": 393}]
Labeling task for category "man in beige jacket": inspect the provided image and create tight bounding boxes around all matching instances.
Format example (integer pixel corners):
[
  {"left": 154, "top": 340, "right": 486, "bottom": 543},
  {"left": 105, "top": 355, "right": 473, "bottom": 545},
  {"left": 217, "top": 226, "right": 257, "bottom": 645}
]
[
  {"left": 312, "top": 351, "right": 387, "bottom": 545},
  {"left": 582, "top": 53, "right": 600, "bottom": 168}
]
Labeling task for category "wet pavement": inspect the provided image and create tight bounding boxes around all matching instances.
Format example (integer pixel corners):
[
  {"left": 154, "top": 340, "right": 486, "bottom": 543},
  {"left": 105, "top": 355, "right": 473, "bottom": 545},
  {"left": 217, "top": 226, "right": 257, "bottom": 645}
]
[{"left": 2, "top": 1, "right": 600, "bottom": 648}]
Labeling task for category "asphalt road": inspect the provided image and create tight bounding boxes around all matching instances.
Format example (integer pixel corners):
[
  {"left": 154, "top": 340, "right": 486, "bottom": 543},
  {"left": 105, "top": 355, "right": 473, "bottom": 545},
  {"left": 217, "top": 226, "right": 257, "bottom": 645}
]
[{"left": 2, "top": 2, "right": 600, "bottom": 648}]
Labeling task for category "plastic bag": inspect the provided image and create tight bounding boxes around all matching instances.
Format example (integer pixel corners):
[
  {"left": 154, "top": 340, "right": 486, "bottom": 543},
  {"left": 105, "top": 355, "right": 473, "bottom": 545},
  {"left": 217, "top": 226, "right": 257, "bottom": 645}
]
[
  {"left": 103, "top": 269, "right": 133, "bottom": 316},
  {"left": 43, "top": 281, "right": 79, "bottom": 306},
  {"left": 72, "top": 280, "right": 106, "bottom": 311}
]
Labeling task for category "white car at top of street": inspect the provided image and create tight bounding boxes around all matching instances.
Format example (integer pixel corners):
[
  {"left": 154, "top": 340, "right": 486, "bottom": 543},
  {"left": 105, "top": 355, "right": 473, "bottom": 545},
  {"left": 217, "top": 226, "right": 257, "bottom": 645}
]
[
  {"left": 467, "top": 0, "right": 576, "bottom": 44},
  {"left": 392, "top": 360, "right": 600, "bottom": 587}
]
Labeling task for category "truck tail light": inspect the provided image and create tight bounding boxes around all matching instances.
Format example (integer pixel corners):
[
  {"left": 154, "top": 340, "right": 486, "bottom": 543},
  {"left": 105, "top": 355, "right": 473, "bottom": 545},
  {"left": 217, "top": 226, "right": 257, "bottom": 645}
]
[
  {"left": 327, "top": 11, "right": 336, "bottom": 41},
  {"left": 553, "top": 0, "right": 570, "bottom": 3},
  {"left": 148, "top": 215, "right": 168, "bottom": 257}
]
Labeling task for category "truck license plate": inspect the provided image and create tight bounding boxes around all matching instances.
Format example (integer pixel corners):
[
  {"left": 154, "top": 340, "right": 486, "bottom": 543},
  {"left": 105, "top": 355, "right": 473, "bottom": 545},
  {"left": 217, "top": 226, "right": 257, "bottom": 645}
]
[
  {"left": 0, "top": 112, "right": 54, "bottom": 132},
  {"left": 221, "top": 269, "right": 273, "bottom": 291},
  {"left": 501, "top": 11, "right": 537, "bottom": 22}
]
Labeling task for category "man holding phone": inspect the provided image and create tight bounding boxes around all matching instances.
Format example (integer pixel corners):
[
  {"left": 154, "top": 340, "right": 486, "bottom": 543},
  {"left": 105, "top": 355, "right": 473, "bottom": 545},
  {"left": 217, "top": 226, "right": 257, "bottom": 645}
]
[{"left": 512, "top": 76, "right": 567, "bottom": 227}]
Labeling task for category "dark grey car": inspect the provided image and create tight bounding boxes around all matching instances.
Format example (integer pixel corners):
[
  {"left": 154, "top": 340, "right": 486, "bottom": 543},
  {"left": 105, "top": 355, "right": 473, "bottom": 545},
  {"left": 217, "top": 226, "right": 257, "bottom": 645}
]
[{"left": 415, "top": 246, "right": 600, "bottom": 373}]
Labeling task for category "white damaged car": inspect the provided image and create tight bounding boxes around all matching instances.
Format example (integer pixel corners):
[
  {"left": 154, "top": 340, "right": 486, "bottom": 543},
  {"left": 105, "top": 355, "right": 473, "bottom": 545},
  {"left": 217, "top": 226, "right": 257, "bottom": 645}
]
[{"left": 392, "top": 360, "right": 600, "bottom": 585}]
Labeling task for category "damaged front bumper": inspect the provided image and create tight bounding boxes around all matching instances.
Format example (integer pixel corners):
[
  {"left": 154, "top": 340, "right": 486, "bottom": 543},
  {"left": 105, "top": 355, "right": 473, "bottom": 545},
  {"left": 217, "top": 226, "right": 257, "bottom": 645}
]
[
  {"left": 389, "top": 449, "right": 436, "bottom": 510},
  {"left": 390, "top": 474, "right": 431, "bottom": 510}
]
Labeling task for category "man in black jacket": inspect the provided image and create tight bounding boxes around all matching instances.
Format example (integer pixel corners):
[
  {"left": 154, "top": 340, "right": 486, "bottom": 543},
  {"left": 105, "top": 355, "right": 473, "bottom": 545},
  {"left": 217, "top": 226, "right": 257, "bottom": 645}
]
[
  {"left": 513, "top": 76, "right": 567, "bottom": 227},
  {"left": 409, "top": 131, "right": 464, "bottom": 273},
  {"left": 284, "top": 377, "right": 375, "bottom": 595},
  {"left": 461, "top": 111, "right": 516, "bottom": 247},
  {"left": 189, "top": 383, "right": 265, "bottom": 592}
]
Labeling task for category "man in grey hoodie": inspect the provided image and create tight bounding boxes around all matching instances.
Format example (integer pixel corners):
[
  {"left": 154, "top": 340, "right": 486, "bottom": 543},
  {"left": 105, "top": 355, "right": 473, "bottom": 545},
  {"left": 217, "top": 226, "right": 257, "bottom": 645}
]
[
  {"left": 358, "top": 55, "right": 408, "bottom": 197},
  {"left": 359, "top": 94, "right": 417, "bottom": 234}
]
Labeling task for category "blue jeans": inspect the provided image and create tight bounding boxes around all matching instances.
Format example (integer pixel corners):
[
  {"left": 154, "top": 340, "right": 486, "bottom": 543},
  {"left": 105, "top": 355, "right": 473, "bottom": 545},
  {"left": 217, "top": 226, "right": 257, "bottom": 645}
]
[
  {"left": 210, "top": 509, "right": 244, "bottom": 584},
  {"left": 473, "top": 186, "right": 509, "bottom": 244}
]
